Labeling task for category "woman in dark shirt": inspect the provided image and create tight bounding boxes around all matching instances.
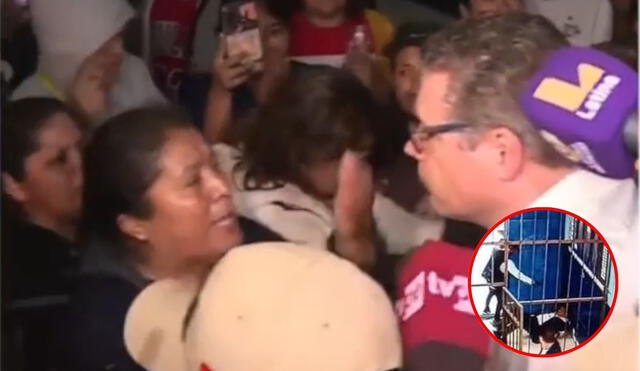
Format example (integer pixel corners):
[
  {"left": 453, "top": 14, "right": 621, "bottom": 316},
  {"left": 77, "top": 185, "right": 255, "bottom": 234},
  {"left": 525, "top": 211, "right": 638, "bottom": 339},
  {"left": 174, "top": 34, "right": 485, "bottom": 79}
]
[
  {"left": 1, "top": 98, "right": 85, "bottom": 371},
  {"left": 65, "top": 106, "right": 281, "bottom": 371}
]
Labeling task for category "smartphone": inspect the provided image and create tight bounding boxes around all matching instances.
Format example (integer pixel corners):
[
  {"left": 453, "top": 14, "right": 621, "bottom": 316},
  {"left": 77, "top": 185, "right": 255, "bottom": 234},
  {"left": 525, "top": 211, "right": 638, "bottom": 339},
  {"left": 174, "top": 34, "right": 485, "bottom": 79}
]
[{"left": 221, "top": 0, "right": 263, "bottom": 65}]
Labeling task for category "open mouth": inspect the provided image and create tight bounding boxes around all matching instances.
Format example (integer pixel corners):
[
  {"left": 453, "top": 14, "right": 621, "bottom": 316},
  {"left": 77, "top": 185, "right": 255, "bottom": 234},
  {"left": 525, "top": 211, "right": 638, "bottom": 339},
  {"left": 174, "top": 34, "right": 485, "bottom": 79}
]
[
  {"left": 211, "top": 211, "right": 237, "bottom": 227},
  {"left": 479, "top": 10, "right": 499, "bottom": 18}
]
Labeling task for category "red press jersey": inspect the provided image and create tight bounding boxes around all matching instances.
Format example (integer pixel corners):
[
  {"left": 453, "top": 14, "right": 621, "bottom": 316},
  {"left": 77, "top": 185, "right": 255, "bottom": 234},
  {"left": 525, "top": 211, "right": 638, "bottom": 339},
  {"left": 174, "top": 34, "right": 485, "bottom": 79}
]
[{"left": 396, "top": 240, "right": 490, "bottom": 371}]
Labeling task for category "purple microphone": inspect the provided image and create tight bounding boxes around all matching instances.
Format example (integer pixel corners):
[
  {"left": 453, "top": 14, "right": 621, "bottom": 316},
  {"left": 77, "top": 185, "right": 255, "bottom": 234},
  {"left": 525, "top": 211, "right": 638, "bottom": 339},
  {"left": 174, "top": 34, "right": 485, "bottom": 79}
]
[{"left": 520, "top": 47, "right": 638, "bottom": 179}]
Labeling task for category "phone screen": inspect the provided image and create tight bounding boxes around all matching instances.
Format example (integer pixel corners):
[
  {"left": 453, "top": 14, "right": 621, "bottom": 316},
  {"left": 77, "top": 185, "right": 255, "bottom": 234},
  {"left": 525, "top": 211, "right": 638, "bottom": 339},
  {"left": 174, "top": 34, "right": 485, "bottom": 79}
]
[{"left": 221, "top": 0, "right": 263, "bottom": 63}]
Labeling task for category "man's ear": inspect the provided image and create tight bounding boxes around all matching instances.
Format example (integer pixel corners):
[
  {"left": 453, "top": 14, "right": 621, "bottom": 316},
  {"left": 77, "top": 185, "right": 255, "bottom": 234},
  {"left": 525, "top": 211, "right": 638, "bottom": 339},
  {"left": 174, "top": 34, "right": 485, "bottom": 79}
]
[
  {"left": 2, "top": 172, "right": 28, "bottom": 203},
  {"left": 482, "top": 127, "right": 525, "bottom": 181},
  {"left": 117, "top": 214, "right": 149, "bottom": 242}
]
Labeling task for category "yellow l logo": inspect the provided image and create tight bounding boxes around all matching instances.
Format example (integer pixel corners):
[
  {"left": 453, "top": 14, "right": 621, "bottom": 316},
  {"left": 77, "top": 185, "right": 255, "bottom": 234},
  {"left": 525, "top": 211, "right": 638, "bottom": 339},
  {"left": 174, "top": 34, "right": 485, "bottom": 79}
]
[{"left": 533, "top": 63, "right": 605, "bottom": 112}]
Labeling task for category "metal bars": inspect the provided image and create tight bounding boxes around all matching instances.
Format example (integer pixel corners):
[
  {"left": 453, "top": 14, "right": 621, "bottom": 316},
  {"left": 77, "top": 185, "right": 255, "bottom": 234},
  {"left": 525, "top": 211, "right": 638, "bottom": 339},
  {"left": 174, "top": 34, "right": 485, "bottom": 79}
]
[{"left": 472, "top": 211, "right": 611, "bottom": 353}]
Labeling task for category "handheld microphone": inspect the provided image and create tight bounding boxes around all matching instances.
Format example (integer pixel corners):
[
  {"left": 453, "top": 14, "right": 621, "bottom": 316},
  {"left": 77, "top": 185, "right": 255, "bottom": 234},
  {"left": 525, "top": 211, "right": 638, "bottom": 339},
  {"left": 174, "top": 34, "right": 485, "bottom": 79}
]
[{"left": 520, "top": 47, "right": 638, "bottom": 179}]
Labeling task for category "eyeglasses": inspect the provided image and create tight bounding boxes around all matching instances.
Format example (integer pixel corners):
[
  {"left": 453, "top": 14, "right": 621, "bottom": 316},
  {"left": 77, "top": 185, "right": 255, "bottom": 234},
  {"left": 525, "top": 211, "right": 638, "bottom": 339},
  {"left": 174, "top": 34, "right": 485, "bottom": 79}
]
[{"left": 409, "top": 122, "right": 473, "bottom": 153}]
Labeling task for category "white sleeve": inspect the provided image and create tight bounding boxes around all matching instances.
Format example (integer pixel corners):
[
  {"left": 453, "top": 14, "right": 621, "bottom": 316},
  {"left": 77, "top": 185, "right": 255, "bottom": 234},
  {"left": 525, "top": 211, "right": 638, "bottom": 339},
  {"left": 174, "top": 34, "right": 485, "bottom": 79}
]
[
  {"left": 212, "top": 144, "right": 334, "bottom": 249},
  {"left": 249, "top": 204, "right": 332, "bottom": 249},
  {"left": 590, "top": 0, "right": 613, "bottom": 45},
  {"left": 212, "top": 143, "right": 241, "bottom": 175},
  {"left": 506, "top": 260, "right": 535, "bottom": 285},
  {"left": 111, "top": 55, "right": 168, "bottom": 114},
  {"left": 373, "top": 194, "right": 445, "bottom": 254}
]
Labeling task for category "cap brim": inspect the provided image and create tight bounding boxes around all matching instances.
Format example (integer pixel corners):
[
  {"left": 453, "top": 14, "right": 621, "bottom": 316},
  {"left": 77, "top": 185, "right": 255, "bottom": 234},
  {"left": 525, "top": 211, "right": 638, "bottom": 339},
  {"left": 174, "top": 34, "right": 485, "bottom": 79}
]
[{"left": 124, "top": 275, "right": 202, "bottom": 371}]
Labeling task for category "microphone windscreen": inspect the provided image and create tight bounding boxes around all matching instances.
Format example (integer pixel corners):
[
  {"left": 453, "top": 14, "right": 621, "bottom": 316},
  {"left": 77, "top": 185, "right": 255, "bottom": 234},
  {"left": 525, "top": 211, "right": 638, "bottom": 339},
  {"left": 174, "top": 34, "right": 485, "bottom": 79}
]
[{"left": 520, "top": 47, "right": 638, "bottom": 179}]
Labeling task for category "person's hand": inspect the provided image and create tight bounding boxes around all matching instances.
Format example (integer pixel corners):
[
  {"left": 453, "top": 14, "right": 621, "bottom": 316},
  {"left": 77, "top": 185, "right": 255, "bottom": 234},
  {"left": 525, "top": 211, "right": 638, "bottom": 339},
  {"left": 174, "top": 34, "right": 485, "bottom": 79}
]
[
  {"left": 68, "top": 49, "right": 121, "bottom": 122},
  {"left": 344, "top": 53, "right": 392, "bottom": 103},
  {"left": 344, "top": 48, "right": 374, "bottom": 88},
  {"left": 212, "top": 41, "right": 253, "bottom": 92},
  {"left": 333, "top": 151, "right": 376, "bottom": 269},
  {"left": 334, "top": 151, "right": 374, "bottom": 236}
]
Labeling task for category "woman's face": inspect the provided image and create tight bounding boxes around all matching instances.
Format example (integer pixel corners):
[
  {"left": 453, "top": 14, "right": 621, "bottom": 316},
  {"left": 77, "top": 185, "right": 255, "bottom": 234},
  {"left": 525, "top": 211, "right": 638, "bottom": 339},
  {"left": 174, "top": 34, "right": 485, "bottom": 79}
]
[
  {"left": 4, "top": 112, "right": 84, "bottom": 226},
  {"left": 393, "top": 46, "right": 423, "bottom": 116},
  {"left": 138, "top": 129, "right": 242, "bottom": 272},
  {"left": 257, "top": 5, "right": 289, "bottom": 67}
]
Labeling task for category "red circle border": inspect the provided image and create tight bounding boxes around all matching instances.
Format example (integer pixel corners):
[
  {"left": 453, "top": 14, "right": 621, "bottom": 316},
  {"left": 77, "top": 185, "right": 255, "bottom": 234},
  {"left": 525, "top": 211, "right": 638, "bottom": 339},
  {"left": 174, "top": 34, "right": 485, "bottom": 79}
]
[{"left": 466, "top": 206, "right": 619, "bottom": 358}]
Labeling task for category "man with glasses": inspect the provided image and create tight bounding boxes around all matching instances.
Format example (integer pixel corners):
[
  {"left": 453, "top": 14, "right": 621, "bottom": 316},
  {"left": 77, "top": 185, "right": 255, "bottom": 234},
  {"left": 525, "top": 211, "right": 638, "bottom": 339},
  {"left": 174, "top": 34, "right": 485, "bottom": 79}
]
[{"left": 404, "top": 13, "right": 637, "bottom": 371}]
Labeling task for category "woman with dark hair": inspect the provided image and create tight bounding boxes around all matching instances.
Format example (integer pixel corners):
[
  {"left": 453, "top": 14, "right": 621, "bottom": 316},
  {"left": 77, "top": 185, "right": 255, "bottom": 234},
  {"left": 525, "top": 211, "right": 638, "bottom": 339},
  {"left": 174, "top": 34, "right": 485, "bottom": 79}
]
[
  {"left": 65, "top": 106, "right": 281, "bottom": 370},
  {"left": 204, "top": 0, "right": 305, "bottom": 143},
  {"left": 1, "top": 97, "right": 85, "bottom": 371},
  {"left": 213, "top": 66, "right": 444, "bottom": 273}
]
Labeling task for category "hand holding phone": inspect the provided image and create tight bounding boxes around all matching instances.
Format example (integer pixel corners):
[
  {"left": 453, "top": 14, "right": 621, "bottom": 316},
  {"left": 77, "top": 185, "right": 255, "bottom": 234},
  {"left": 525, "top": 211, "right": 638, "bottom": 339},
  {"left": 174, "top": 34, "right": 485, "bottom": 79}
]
[
  {"left": 212, "top": 41, "right": 252, "bottom": 91},
  {"left": 221, "top": 0, "right": 263, "bottom": 70}
]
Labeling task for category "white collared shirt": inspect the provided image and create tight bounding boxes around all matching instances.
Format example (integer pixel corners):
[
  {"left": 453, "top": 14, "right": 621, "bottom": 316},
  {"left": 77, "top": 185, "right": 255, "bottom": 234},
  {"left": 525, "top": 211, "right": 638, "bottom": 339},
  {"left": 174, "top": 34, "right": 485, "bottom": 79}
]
[
  {"left": 526, "top": 169, "right": 638, "bottom": 371},
  {"left": 525, "top": 0, "right": 613, "bottom": 46}
]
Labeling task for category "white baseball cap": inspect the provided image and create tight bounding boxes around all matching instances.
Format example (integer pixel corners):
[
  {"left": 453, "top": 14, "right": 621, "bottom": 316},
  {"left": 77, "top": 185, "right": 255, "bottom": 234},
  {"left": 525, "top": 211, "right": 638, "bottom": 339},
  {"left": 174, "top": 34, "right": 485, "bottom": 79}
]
[{"left": 125, "top": 242, "right": 402, "bottom": 371}]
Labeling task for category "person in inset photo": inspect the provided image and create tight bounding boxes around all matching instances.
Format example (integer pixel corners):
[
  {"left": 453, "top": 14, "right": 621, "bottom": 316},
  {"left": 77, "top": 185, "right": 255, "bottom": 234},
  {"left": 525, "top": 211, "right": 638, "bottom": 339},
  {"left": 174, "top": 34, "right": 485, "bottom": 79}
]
[
  {"left": 481, "top": 236, "right": 535, "bottom": 329},
  {"left": 541, "top": 303, "right": 574, "bottom": 337},
  {"left": 539, "top": 323, "right": 562, "bottom": 355}
]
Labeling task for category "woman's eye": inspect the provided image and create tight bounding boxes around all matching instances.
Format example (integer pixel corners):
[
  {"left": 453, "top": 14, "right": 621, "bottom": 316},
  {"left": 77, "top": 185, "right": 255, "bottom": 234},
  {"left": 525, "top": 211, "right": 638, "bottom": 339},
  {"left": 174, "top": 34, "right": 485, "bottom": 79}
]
[
  {"left": 188, "top": 175, "right": 201, "bottom": 187},
  {"left": 49, "top": 151, "right": 68, "bottom": 166}
]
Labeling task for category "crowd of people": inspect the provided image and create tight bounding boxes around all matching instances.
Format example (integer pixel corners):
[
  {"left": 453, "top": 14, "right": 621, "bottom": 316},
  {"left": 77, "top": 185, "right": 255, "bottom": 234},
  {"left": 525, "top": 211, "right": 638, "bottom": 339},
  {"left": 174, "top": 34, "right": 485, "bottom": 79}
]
[{"left": 1, "top": 0, "right": 638, "bottom": 370}]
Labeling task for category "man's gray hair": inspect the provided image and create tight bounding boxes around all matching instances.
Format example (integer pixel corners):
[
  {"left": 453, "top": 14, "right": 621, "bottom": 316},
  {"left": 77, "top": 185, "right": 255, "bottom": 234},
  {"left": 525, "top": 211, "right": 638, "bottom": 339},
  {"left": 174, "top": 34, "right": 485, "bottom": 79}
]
[{"left": 422, "top": 13, "right": 573, "bottom": 167}]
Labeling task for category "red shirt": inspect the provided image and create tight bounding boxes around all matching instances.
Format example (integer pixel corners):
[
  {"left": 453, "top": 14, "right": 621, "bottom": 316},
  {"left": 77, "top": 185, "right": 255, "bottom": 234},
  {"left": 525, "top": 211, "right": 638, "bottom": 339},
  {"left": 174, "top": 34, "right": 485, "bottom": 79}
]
[
  {"left": 288, "top": 12, "right": 373, "bottom": 67},
  {"left": 149, "top": 0, "right": 201, "bottom": 99},
  {"left": 396, "top": 241, "right": 490, "bottom": 370}
]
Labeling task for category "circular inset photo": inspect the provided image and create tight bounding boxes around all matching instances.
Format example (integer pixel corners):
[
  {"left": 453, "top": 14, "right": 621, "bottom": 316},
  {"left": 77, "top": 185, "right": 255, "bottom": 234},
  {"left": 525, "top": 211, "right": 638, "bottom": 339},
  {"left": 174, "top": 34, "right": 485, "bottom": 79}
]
[{"left": 468, "top": 207, "right": 618, "bottom": 357}]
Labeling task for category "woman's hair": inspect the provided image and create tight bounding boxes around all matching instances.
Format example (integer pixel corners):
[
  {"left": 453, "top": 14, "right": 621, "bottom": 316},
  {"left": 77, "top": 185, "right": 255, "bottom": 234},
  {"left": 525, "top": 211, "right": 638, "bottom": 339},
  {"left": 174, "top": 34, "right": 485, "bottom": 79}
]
[
  {"left": 237, "top": 66, "right": 390, "bottom": 191},
  {"left": 258, "top": 0, "right": 297, "bottom": 22},
  {"left": 1, "top": 98, "right": 84, "bottom": 219},
  {"left": 594, "top": 42, "right": 638, "bottom": 71},
  {"left": 442, "top": 219, "right": 487, "bottom": 248},
  {"left": 81, "top": 106, "right": 193, "bottom": 257},
  {"left": 540, "top": 323, "right": 558, "bottom": 343},
  {"left": 385, "top": 21, "right": 442, "bottom": 70}
]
